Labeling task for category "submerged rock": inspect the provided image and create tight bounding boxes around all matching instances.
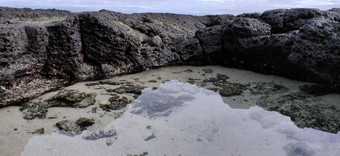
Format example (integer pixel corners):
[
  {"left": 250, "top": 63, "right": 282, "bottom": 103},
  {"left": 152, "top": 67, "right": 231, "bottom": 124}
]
[
  {"left": 183, "top": 69, "right": 193, "bottom": 73},
  {"left": 202, "top": 68, "right": 213, "bottom": 74},
  {"left": 100, "top": 96, "right": 130, "bottom": 111},
  {"left": 250, "top": 82, "right": 288, "bottom": 95},
  {"left": 130, "top": 86, "right": 195, "bottom": 118},
  {"left": 46, "top": 89, "right": 96, "bottom": 108},
  {"left": 56, "top": 117, "right": 95, "bottom": 133},
  {"left": 283, "top": 142, "right": 315, "bottom": 156},
  {"left": 76, "top": 117, "right": 95, "bottom": 127},
  {"left": 299, "top": 84, "right": 334, "bottom": 96},
  {"left": 203, "top": 74, "right": 230, "bottom": 85},
  {"left": 202, "top": 74, "right": 246, "bottom": 97},
  {"left": 20, "top": 102, "right": 49, "bottom": 120},
  {"left": 56, "top": 120, "right": 82, "bottom": 133},
  {"left": 32, "top": 128, "right": 45, "bottom": 135},
  {"left": 147, "top": 80, "right": 157, "bottom": 83},
  {"left": 218, "top": 82, "right": 246, "bottom": 97},
  {"left": 21, "top": 80, "right": 340, "bottom": 155},
  {"left": 108, "top": 84, "right": 146, "bottom": 95},
  {"left": 257, "top": 92, "right": 340, "bottom": 133},
  {"left": 83, "top": 129, "right": 117, "bottom": 140},
  {"left": 187, "top": 77, "right": 200, "bottom": 85},
  {"left": 144, "top": 133, "right": 156, "bottom": 141}
]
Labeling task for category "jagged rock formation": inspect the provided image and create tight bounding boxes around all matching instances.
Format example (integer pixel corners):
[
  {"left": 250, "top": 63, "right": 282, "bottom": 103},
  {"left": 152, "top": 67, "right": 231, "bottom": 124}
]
[{"left": 0, "top": 7, "right": 339, "bottom": 107}]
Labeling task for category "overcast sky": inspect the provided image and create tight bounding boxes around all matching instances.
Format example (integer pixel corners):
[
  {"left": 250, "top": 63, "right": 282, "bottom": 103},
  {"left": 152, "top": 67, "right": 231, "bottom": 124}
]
[{"left": 1, "top": 0, "right": 339, "bottom": 15}]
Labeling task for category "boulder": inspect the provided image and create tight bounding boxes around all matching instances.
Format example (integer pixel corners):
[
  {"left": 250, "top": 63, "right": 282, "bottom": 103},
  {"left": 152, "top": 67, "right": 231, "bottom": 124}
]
[
  {"left": 261, "top": 8, "right": 323, "bottom": 33},
  {"left": 288, "top": 19, "right": 340, "bottom": 88}
]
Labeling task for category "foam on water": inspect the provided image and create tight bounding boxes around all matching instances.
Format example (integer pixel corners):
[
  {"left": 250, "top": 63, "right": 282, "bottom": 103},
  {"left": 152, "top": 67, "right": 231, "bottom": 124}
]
[{"left": 21, "top": 80, "right": 340, "bottom": 156}]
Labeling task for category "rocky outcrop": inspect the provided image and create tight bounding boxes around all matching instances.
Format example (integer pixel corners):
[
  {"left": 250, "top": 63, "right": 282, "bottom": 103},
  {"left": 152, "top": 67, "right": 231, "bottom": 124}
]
[
  {"left": 199, "top": 8, "right": 340, "bottom": 89},
  {"left": 46, "top": 89, "right": 96, "bottom": 108},
  {"left": 288, "top": 19, "right": 340, "bottom": 87},
  {"left": 56, "top": 117, "right": 95, "bottom": 134},
  {"left": 1, "top": 7, "right": 340, "bottom": 107},
  {"left": 0, "top": 79, "right": 67, "bottom": 106}
]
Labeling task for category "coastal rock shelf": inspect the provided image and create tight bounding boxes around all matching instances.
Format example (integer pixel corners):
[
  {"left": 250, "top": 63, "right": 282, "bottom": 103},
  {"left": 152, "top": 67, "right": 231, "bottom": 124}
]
[
  {"left": 0, "top": 66, "right": 339, "bottom": 156},
  {"left": 1, "top": 7, "right": 340, "bottom": 107},
  {"left": 0, "top": 6, "right": 340, "bottom": 155}
]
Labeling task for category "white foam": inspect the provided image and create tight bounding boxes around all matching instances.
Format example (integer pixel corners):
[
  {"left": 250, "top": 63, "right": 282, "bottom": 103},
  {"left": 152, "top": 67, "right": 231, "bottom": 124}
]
[{"left": 21, "top": 80, "right": 340, "bottom": 156}]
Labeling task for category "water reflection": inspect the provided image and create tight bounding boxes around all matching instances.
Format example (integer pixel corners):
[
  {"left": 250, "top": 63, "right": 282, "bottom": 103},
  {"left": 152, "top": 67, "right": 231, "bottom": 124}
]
[{"left": 22, "top": 80, "right": 340, "bottom": 156}]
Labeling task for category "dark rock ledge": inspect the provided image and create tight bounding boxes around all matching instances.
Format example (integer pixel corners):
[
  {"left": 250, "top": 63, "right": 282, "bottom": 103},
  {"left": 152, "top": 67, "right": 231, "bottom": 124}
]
[{"left": 0, "top": 7, "right": 339, "bottom": 108}]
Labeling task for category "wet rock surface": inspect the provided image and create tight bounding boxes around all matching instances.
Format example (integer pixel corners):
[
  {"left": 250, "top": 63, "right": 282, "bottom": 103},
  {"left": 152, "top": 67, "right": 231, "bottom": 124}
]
[
  {"left": 257, "top": 92, "right": 340, "bottom": 133},
  {"left": 299, "top": 84, "right": 335, "bottom": 96},
  {"left": 46, "top": 89, "right": 96, "bottom": 108},
  {"left": 76, "top": 117, "right": 95, "bottom": 127},
  {"left": 0, "top": 79, "right": 68, "bottom": 106},
  {"left": 131, "top": 89, "right": 195, "bottom": 118},
  {"left": 56, "top": 117, "right": 95, "bottom": 133},
  {"left": 194, "top": 73, "right": 340, "bottom": 133},
  {"left": 108, "top": 84, "right": 146, "bottom": 95},
  {"left": 20, "top": 102, "right": 49, "bottom": 120},
  {"left": 98, "top": 82, "right": 148, "bottom": 111},
  {"left": 31, "top": 128, "right": 45, "bottom": 135},
  {"left": 250, "top": 82, "right": 288, "bottom": 95},
  {"left": 56, "top": 120, "right": 83, "bottom": 133},
  {"left": 283, "top": 142, "right": 315, "bottom": 156},
  {"left": 100, "top": 96, "right": 131, "bottom": 111},
  {"left": 83, "top": 128, "right": 117, "bottom": 140},
  {"left": 200, "top": 73, "right": 248, "bottom": 97},
  {"left": 218, "top": 82, "right": 247, "bottom": 97}
]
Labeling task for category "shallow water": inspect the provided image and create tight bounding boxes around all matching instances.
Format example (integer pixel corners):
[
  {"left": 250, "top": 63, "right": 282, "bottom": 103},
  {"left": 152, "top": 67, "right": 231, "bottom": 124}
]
[
  {"left": 22, "top": 80, "right": 340, "bottom": 156},
  {"left": 319, "top": 94, "right": 340, "bottom": 109},
  {"left": 1, "top": 66, "right": 339, "bottom": 156}
]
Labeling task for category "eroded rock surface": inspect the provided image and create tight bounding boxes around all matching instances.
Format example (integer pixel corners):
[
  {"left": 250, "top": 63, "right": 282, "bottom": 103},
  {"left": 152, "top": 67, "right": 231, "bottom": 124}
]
[
  {"left": 20, "top": 102, "right": 49, "bottom": 120},
  {"left": 56, "top": 120, "right": 83, "bottom": 133},
  {"left": 1, "top": 7, "right": 340, "bottom": 107},
  {"left": 46, "top": 89, "right": 96, "bottom": 108},
  {"left": 56, "top": 117, "right": 95, "bottom": 133},
  {"left": 76, "top": 117, "right": 95, "bottom": 127},
  {"left": 100, "top": 96, "right": 130, "bottom": 111},
  {"left": 257, "top": 92, "right": 340, "bottom": 133}
]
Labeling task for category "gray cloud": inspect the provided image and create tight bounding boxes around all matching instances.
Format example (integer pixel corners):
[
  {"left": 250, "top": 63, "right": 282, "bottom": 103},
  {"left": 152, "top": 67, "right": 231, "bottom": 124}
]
[{"left": 0, "top": 0, "right": 339, "bottom": 15}]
